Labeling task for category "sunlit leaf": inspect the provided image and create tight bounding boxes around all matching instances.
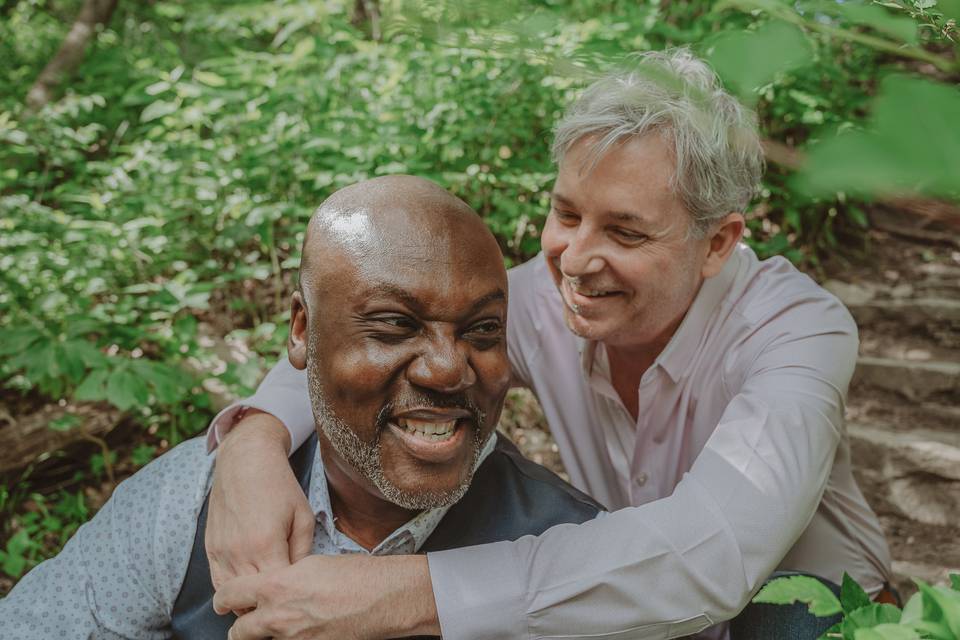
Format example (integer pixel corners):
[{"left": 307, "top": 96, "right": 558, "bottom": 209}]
[
  {"left": 753, "top": 575, "right": 843, "bottom": 617},
  {"left": 140, "top": 99, "right": 180, "bottom": 122}
]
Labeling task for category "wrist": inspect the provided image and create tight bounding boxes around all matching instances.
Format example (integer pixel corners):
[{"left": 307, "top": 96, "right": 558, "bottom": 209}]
[
  {"left": 223, "top": 409, "right": 293, "bottom": 454},
  {"left": 375, "top": 555, "right": 440, "bottom": 637}
]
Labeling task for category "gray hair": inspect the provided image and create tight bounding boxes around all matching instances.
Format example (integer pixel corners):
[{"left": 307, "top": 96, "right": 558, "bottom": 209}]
[{"left": 552, "top": 48, "right": 764, "bottom": 238}]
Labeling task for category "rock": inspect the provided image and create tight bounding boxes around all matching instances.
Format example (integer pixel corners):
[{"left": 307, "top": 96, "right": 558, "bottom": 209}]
[
  {"left": 848, "top": 298, "right": 960, "bottom": 331},
  {"left": 891, "top": 560, "right": 960, "bottom": 589},
  {"left": 823, "top": 280, "right": 876, "bottom": 306},
  {"left": 853, "top": 357, "right": 960, "bottom": 401},
  {"left": 849, "top": 424, "right": 960, "bottom": 529}
]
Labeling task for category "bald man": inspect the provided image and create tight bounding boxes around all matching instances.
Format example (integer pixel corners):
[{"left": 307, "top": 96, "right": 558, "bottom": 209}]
[{"left": 0, "top": 176, "right": 601, "bottom": 640}]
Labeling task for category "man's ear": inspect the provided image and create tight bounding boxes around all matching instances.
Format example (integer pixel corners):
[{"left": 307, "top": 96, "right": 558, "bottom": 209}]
[
  {"left": 288, "top": 291, "right": 308, "bottom": 370},
  {"left": 700, "top": 212, "right": 745, "bottom": 279}
]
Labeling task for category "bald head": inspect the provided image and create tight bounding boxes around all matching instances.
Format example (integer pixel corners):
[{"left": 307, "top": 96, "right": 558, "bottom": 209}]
[
  {"left": 286, "top": 175, "right": 512, "bottom": 512},
  {"left": 300, "top": 175, "right": 497, "bottom": 299}
]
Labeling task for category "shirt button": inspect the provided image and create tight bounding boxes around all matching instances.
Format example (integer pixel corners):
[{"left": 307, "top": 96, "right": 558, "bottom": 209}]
[{"left": 635, "top": 472, "right": 648, "bottom": 486}]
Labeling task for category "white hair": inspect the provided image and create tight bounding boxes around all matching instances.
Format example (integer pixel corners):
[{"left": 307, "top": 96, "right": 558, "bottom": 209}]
[{"left": 552, "top": 48, "right": 764, "bottom": 238}]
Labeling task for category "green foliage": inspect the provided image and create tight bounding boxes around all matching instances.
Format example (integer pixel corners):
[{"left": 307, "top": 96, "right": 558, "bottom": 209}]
[
  {"left": 754, "top": 573, "right": 960, "bottom": 640},
  {"left": 2, "top": 0, "right": 958, "bottom": 591}
]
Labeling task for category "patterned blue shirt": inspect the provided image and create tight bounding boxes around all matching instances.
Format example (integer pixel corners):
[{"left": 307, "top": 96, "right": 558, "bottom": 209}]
[{"left": 0, "top": 433, "right": 496, "bottom": 639}]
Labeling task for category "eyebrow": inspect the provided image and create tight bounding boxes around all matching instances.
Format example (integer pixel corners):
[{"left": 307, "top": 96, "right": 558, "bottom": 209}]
[
  {"left": 551, "top": 192, "right": 650, "bottom": 225},
  {"left": 362, "top": 283, "right": 507, "bottom": 316}
]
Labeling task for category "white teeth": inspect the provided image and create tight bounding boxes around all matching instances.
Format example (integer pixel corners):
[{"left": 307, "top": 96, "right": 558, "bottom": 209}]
[
  {"left": 565, "top": 278, "right": 615, "bottom": 298},
  {"left": 396, "top": 418, "right": 457, "bottom": 441}
]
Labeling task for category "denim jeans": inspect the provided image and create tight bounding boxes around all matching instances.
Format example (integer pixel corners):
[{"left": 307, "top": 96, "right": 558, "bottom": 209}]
[{"left": 728, "top": 572, "right": 842, "bottom": 640}]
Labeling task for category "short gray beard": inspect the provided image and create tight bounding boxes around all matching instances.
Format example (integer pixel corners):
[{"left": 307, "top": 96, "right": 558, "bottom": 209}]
[{"left": 306, "top": 356, "right": 484, "bottom": 511}]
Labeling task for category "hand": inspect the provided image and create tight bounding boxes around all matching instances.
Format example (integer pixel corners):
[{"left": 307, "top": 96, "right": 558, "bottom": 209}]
[
  {"left": 206, "top": 411, "right": 315, "bottom": 591},
  {"left": 213, "top": 554, "right": 440, "bottom": 640}
]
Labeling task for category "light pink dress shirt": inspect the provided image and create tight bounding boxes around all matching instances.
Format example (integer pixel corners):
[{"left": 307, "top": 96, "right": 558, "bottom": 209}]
[{"left": 211, "top": 244, "right": 892, "bottom": 639}]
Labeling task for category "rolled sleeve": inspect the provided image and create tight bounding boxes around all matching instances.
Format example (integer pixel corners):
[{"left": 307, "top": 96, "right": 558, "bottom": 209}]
[{"left": 206, "top": 357, "right": 313, "bottom": 455}]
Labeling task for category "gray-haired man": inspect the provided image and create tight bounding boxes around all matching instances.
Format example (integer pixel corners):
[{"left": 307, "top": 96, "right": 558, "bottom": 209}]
[{"left": 203, "top": 49, "right": 893, "bottom": 639}]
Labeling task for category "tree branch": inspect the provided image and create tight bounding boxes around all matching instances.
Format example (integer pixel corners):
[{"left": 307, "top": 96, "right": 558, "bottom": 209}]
[{"left": 24, "top": 0, "right": 119, "bottom": 113}]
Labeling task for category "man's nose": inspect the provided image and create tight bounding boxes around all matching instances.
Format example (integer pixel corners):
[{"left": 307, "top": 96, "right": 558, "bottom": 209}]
[
  {"left": 560, "top": 227, "right": 605, "bottom": 277},
  {"left": 406, "top": 332, "right": 477, "bottom": 394}
]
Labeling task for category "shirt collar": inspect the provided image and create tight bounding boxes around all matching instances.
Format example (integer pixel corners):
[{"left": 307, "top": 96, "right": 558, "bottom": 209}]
[
  {"left": 578, "top": 245, "right": 743, "bottom": 384},
  {"left": 309, "top": 431, "right": 499, "bottom": 554}
]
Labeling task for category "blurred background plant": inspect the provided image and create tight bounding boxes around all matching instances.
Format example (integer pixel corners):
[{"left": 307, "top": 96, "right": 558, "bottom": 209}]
[{"left": 0, "top": 0, "right": 957, "bottom": 591}]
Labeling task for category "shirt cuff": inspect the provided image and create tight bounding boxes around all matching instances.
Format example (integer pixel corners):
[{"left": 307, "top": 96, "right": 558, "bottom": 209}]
[
  {"left": 205, "top": 394, "right": 310, "bottom": 456},
  {"left": 427, "top": 540, "right": 530, "bottom": 640}
]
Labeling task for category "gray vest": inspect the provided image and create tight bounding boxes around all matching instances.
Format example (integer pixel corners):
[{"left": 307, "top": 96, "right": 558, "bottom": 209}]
[{"left": 170, "top": 433, "right": 603, "bottom": 639}]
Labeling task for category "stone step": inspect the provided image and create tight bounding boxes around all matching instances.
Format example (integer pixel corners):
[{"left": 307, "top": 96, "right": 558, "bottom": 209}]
[
  {"left": 848, "top": 422, "right": 960, "bottom": 529},
  {"left": 892, "top": 560, "right": 960, "bottom": 590},
  {"left": 823, "top": 280, "right": 960, "bottom": 349},
  {"left": 850, "top": 297, "right": 960, "bottom": 329},
  {"left": 853, "top": 356, "right": 960, "bottom": 402}
]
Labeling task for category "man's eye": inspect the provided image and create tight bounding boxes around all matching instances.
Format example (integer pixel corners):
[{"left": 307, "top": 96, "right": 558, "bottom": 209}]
[
  {"left": 465, "top": 320, "right": 503, "bottom": 345},
  {"left": 614, "top": 228, "right": 647, "bottom": 244},
  {"left": 469, "top": 320, "right": 502, "bottom": 334},
  {"left": 372, "top": 315, "right": 418, "bottom": 333},
  {"left": 552, "top": 209, "right": 579, "bottom": 225}
]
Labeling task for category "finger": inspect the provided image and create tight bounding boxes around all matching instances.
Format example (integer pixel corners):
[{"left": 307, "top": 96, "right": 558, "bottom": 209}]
[
  {"left": 288, "top": 501, "right": 315, "bottom": 563},
  {"left": 228, "top": 609, "right": 272, "bottom": 640},
  {"left": 255, "top": 539, "right": 294, "bottom": 573},
  {"left": 209, "top": 552, "right": 227, "bottom": 592},
  {"left": 214, "top": 574, "right": 261, "bottom": 615}
]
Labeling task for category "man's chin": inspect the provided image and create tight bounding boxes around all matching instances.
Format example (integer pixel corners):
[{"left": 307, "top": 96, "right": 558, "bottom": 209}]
[
  {"left": 562, "top": 305, "right": 614, "bottom": 342},
  {"left": 377, "top": 472, "right": 473, "bottom": 511}
]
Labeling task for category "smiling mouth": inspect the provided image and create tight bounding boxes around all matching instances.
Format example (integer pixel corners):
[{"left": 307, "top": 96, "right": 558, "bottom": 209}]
[{"left": 396, "top": 417, "right": 459, "bottom": 442}]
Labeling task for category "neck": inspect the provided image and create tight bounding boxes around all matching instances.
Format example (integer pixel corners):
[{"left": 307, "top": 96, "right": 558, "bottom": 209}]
[{"left": 318, "top": 439, "right": 418, "bottom": 551}]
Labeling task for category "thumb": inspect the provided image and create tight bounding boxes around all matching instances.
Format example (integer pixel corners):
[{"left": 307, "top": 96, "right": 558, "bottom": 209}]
[{"left": 288, "top": 497, "right": 315, "bottom": 563}]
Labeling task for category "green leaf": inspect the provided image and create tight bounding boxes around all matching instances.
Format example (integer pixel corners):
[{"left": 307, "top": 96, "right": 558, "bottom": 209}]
[
  {"left": 74, "top": 368, "right": 109, "bottom": 402},
  {"left": 291, "top": 37, "right": 316, "bottom": 62},
  {"left": 854, "top": 624, "right": 920, "bottom": 640},
  {"left": 140, "top": 99, "right": 180, "bottom": 123},
  {"left": 834, "top": 4, "right": 918, "bottom": 45},
  {"left": 950, "top": 574, "right": 960, "bottom": 592},
  {"left": 798, "top": 75, "right": 960, "bottom": 200},
  {"left": 129, "top": 360, "right": 185, "bottom": 404},
  {"left": 131, "top": 444, "right": 157, "bottom": 467},
  {"left": 843, "top": 604, "right": 903, "bottom": 637},
  {"left": 705, "top": 20, "right": 814, "bottom": 100},
  {"left": 49, "top": 414, "right": 81, "bottom": 432},
  {"left": 753, "top": 575, "right": 843, "bottom": 617},
  {"left": 0, "top": 327, "right": 44, "bottom": 355},
  {"left": 106, "top": 367, "right": 149, "bottom": 411},
  {"left": 842, "top": 572, "right": 874, "bottom": 614},
  {"left": 917, "top": 581, "right": 960, "bottom": 637},
  {"left": 194, "top": 70, "right": 227, "bottom": 87}
]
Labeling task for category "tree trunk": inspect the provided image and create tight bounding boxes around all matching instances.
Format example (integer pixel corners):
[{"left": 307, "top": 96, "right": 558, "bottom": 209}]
[{"left": 24, "top": 0, "right": 119, "bottom": 112}]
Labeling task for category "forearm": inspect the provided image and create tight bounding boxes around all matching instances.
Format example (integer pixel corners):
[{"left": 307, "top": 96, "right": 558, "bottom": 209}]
[
  {"left": 374, "top": 556, "right": 441, "bottom": 638},
  {"left": 428, "top": 397, "right": 841, "bottom": 639}
]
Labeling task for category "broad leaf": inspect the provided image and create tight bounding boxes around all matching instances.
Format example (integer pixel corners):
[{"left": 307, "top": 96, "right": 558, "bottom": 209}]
[
  {"left": 842, "top": 572, "right": 873, "bottom": 614},
  {"left": 74, "top": 368, "right": 109, "bottom": 402},
  {"left": 843, "top": 604, "right": 902, "bottom": 637},
  {"left": 753, "top": 575, "right": 842, "bottom": 617},
  {"left": 705, "top": 20, "right": 813, "bottom": 100},
  {"left": 106, "top": 367, "right": 149, "bottom": 411},
  {"left": 854, "top": 624, "right": 920, "bottom": 640}
]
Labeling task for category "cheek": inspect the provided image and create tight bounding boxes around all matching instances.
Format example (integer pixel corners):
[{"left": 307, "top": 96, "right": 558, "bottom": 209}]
[
  {"left": 540, "top": 216, "right": 566, "bottom": 257},
  {"left": 475, "top": 351, "right": 510, "bottom": 391},
  {"left": 325, "top": 345, "right": 402, "bottom": 406}
]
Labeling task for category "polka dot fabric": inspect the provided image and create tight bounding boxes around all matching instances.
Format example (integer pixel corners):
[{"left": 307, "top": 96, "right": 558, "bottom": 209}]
[{"left": 0, "top": 434, "right": 491, "bottom": 638}]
